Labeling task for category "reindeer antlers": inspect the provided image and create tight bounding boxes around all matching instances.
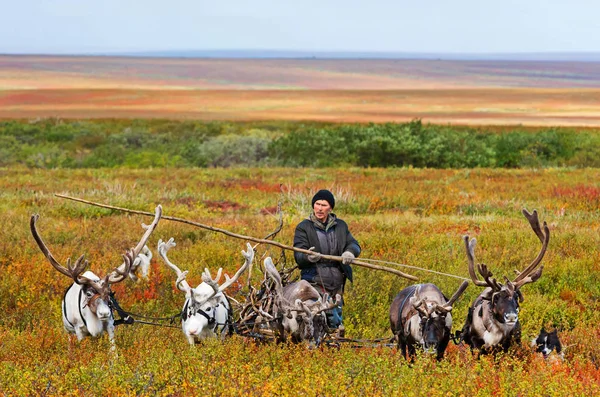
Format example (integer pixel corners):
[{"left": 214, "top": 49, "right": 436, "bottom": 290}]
[
  {"left": 464, "top": 208, "right": 549, "bottom": 292},
  {"left": 202, "top": 242, "right": 254, "bottom": 295},
  {"left": 158, "top": 238, "right": 193, "bottom": 295},
  {"left": 463, "top": 236, "right": 489, "bottom": 288},
  {"left": 32, "top": 205, "right": 162, "bottom": 291},
  {"left": 513, "top": 209, "right": 549, "bottom": 288},
  {"left": 437, "top": 280, "right": 469, "bottom": 313},
  {"left": 30, "top": 214, "right": 89, "bottom": 283},
  {"left": 107, "top": 249, "right": 136, "bottom": 284}
]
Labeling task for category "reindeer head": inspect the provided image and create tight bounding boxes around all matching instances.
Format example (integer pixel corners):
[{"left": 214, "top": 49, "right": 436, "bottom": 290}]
[
  {"left": 464, "top": 209, "right": 549, "bottom": 327},
  {"left": 30, "top": 206, "right": 162, "bottom": 323},
  {"left": 410, "top": 282, "right": 469, "bottom": 353},
  {"left": 304, "top": 293, "right": 342, "bottom": 343},
  {"left": 263, "top": 257, "right": 341, "bottom": 344},
  {"left": 158, "top": 238, "right": 253, "bottom": 342},
  {"left": 128, "top": 244, "right": 153, "bottom": 282}
]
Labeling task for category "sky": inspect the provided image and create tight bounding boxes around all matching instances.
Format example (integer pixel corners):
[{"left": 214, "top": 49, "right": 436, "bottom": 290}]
[{"left": 1, "top": 0, "right": 599, "bottom": 55}]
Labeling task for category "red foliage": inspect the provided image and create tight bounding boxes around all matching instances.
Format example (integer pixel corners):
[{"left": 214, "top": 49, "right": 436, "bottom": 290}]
[
  {"left": 203, "top": 200, "right": 247, "bottom": 212},
  {"left": 236, "top": 179, "right": 281, "bottom": 193},
  {"left": 174, "top": 196, "right": 197, "bottom": 209},
  {"left": 553, "top": 185, "right": 600, "bottom": 203},
  {"left": 259, "top": 206, "right": 279, "bottom": 215},
  {"left": 559, "top": 289, "right": 577, "bottom": 303},
  {"left": 207, "top": 179, "right": 281, "bottom": 193}
]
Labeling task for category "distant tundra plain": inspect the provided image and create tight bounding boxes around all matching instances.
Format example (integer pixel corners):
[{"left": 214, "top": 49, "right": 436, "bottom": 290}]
[{"left": 1, "top": 55, "right": 600, "bottom": 126}]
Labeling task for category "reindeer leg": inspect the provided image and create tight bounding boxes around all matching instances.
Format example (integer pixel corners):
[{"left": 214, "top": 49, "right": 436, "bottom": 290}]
[
  {"left": 407, "top": 343, "right": 417, "bottom": 360},
  {"left": 436, "top": 331, "right": 450, "bottom": 361},
  {"left": 140, "top": 261, "right": 150, "bottom": 279},
  {"left": 399, "top": 338, "right": 408, "bottom": 360},
  {"left": 186, "top": 334, "right": 196, "bottom": 345},
  {"left": 512, "top": 321, "right": 522, "bottom": 345},
  {"left": 107, "top": 324, "right": 116, "bottom": 352},
  {"left": 75, "top": 325, "right": 86, "bottom": 341}
]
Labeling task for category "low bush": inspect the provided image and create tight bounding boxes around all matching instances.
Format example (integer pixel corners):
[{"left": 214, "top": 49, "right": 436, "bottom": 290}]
[{"left": 2, "top": 119, "right": 600, "bottom": 168}]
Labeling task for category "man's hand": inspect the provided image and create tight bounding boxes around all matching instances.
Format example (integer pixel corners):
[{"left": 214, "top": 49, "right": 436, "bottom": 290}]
[
  {"left": 341, "top": 251, "right": 355, "bottom": 265},
  {"left": 307, "top": 246, "right": 322, "bottom": 263}
]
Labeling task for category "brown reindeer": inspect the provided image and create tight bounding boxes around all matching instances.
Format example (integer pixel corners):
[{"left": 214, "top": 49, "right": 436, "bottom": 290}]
[
  {"left": 390, "top": 281, "right": 468, "bottom": 360},
  {"left": 457, "top": 208, "right": 549, "bottom": 353},
  {"left": 263, "top": 257, "right": 341, "bottom": 344}
]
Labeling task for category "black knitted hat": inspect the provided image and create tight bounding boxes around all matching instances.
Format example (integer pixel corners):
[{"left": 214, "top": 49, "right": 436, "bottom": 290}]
[{"left": 311, "top": 189, "right": 335, "bottom": 209}]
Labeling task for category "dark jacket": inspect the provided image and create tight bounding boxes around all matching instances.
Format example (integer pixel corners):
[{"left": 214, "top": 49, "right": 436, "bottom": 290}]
[{"left": 293, "top": 215, "right": 361, "bottom": 282}]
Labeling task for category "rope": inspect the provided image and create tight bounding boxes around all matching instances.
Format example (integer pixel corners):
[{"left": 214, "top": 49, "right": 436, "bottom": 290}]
[
  {"left": 133, "top": 320, "right": 182, "bottom": 329},
  {"left": 323, "top": 336, "right": 396, "bottom": 349},
  {"left": 357, "top": 257, "right": 470, "bottom": 281},
  {"left": 122, "top": 310, "right": 182, "bottom": 322},
  {"left": 333, "top": 336, "right": 394, "bottom": 344}
]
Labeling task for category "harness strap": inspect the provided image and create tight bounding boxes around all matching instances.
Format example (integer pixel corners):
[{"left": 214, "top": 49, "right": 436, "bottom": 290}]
[
  {"left": 109, "top": 292, "right": 133, "bottom": 326},
  {"left": 62, "top": 285, "right": 76, "bottom": 329},
  {"left": 182, "top": 300, "right": 189, "bottom": 321},
  {"left": 78, "top": 288, "right": 88, "bottom": 328},
  {"left": 197, "top": 308, "right": 216, "bottom": 324},
  {"left": 182, "top": 300, "right": 217, "bottom": 325},
  {"left": 181, "top": 298, "right": 233, "bottom": 336},
  {"left": 225, "top": 295, "right": 234, "bottom": 337}
]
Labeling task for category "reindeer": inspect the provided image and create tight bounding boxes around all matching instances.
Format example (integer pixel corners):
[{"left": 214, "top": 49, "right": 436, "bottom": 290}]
[
  {"left": 30, "top": 205, "right": 162, "bottom": 345},
  {"left": 127, "top": 244, "right": 153, "bottom": 282},
  {"left": 112, "top": 244, "right": 153, "bottom": 282},
  {"left": 158, "top": 238, "right": 253, "bottom": 344},
  {"left": 458, "top": 208, "right": 550, "bottom": 354},
  {"left": 263, "top": 257, "right": 341, "bottom": 344},
  {"left": 390, "top": 281, "right": 469, "bottom": 360}
]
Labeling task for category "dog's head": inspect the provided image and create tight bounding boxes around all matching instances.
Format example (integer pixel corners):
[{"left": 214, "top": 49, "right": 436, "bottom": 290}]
[{"left": 532, "top": 328, "right": 563, "bottom": 359}]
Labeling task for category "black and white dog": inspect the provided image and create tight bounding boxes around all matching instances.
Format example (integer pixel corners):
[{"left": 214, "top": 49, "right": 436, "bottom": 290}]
[{"left": 532, "top": 328, "right": 563, "bottom": 361}]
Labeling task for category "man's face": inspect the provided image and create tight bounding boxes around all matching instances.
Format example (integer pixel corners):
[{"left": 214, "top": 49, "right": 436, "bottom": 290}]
[{"left": 313, "top": 200, "right": 332, "bottom": 222}]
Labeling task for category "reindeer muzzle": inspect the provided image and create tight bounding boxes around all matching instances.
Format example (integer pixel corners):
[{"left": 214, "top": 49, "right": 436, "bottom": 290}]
[
  {"left": 503, "top": 312, "right": 518, "bottom": 325},
  {"left": 422, "top": 341, "right": 438, "bottom": 354}
]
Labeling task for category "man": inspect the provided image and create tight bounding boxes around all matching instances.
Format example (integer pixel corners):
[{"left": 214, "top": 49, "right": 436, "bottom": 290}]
[{"left": 293, "top": 189, "right": 361, "bottom": 332}]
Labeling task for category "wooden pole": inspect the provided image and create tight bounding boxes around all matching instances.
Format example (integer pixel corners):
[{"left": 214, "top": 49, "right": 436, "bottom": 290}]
[{"left": 54, "top": 194, "right": 418, "bottom": 281}]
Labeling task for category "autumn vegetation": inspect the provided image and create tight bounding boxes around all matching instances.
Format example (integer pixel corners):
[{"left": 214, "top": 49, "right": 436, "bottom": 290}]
[{"left": 1, "top": 158, "right": 600, "bottom": 395}]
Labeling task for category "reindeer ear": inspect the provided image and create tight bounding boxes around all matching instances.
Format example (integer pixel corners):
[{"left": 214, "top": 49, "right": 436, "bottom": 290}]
[
  {"left": 516, "top": 290, "right": 524, "bottom": 303},
  {"left": 299, "top": 300, "right": 312, "bottom": 317},
  {"left": 481, "top": 289, "right": 493, "bottom": 301}
]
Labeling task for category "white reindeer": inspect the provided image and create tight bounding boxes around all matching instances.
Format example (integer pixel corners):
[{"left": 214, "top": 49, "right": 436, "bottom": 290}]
[
  {"left": 30, "top": 205, "right": 162, "bottom": 345},
  {"left": 158, "top": 238, "right": 253, "bottom": 344},
  {"left": 118, "top": 244, "right": 153, "bottom": 282}
]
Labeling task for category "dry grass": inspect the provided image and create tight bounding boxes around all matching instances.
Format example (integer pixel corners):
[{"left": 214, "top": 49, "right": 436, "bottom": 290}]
[
  {"left": 2, "top": 55, "right": 600, "bottom": 126},
  {"left": 2, "top": 88, "right": 600, "bottom": 126}
]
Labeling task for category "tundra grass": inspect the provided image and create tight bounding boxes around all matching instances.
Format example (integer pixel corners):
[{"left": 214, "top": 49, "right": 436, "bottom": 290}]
[{"left": 1, "top": 167, "right": 599, "bottom": 396}]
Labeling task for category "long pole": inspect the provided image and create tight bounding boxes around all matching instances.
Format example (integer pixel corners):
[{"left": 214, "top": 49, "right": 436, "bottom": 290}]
[{"left": 55, "top": 194, "right": 418, "bottom": 281}]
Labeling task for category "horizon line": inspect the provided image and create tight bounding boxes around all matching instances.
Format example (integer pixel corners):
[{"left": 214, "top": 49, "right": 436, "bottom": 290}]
[{"left": 2, "top": 49, "right": 600, "bottom": 62}]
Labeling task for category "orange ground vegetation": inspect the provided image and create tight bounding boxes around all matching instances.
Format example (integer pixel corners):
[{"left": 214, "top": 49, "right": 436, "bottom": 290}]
[
  {"left": 1, "top": 55, "right": 600, "bottom": 126},
  {"left": 2, "top": 168, "right": 600, "bottom": 395}
]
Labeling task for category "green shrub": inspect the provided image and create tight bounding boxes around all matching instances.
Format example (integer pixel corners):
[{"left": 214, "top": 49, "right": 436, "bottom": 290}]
[
  {"left": 2, "top": 119, "right": 600, "bottom": 169},
  {"left": 196, "top": 135, "right": 272, "bottom": 167}
]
